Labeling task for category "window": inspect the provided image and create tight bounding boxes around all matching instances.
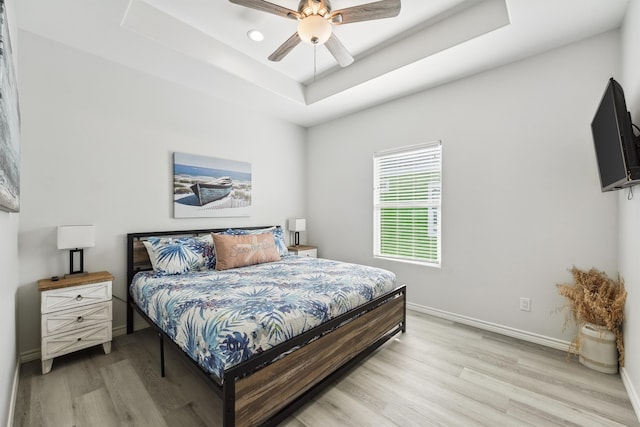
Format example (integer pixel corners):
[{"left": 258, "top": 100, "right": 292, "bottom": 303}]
[{"left": 373, "top": 142, "right": 442, "bottom": 266}]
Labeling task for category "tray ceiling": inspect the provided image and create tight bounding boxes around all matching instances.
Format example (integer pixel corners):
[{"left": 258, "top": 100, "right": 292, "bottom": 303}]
[{"left": 17, "top": 0, "right": 629, "bottom": 126}]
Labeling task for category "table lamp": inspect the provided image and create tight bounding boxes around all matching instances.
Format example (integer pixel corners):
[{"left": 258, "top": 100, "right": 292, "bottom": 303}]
[
  {"left": 287, "top": 218, "right": 306, "bottom": 246},
  {"left": 57, "top": 225, "right": 95, "bottom": 277}
]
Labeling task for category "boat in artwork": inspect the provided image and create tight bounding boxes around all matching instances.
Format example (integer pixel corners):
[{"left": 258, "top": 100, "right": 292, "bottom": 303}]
[{"left": 190, "top": 176, "right": 232, "bottom": 205}]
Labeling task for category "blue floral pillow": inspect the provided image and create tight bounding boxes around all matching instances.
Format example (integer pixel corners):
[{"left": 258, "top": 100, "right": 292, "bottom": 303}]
[
  {"left": 219, "top": 226, "right": 288, "bottom": 256},
  {"left": 143, "top": 235, "right": 214, "bottom": 275}
]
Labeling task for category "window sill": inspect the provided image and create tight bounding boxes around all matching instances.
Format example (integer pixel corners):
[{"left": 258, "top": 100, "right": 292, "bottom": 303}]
[{"left": 374, "top": 255, "right": 440, "bottom": 268}]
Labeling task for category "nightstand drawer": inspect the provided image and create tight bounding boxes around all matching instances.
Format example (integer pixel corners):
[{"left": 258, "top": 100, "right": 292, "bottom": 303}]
[
  {"left": 287, "top": 245, "right": 318, "bottom": 258},
  {"left": 41, "top": 301, "right": 112, "bottom": 336},
  {"left": 41, "top": 322, "right": 112, "bottom": 360},
  {"left": 298, "top": 248, "right": 317, "bottom": 257},
  {"left": 41, "top": 281, "right": 112, "bottom": 314}
]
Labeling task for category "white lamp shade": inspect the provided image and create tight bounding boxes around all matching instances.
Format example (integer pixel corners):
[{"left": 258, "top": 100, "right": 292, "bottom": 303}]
[
  {"left": 288, "top": 218, "right": 306, "bottom": 232},
  {"left": 297, "top": 15, "right": 332, "bottom": 45},
  {"left": 57, "top": 225, "right": 95, "bottom": 249}
]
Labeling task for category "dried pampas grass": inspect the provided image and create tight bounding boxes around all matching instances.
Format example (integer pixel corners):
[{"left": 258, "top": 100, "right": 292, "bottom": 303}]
[{"left": 557, "top": 266, "right": 626, "bottom": 366}]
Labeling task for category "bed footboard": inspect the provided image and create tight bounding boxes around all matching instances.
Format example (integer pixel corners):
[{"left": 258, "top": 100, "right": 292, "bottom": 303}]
[{"left": 223, "top": 286, "right": 406, "bottom": 427}]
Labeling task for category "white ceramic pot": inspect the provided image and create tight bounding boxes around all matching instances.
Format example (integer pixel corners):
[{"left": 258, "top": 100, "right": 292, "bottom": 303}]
[{"left": 579, "top": 323, "right": 618, "bottom": 374}]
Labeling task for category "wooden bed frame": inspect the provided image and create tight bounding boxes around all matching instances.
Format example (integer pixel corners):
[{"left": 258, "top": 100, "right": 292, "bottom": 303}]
[{"left": 126, "top": 227, "right": 406, "bottom": 427}]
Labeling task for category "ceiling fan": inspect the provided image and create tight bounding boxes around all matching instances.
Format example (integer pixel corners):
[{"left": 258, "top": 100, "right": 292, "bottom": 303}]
[{"left": 229, "top": 0, "right": 401, "bottom": 67}]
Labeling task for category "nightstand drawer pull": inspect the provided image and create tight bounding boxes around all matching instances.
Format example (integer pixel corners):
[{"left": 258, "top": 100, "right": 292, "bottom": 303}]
[
  {"left": 76, "top": 295, "right": 83, "bottom": 301},
  {"left": 77, "top": 316, "right": 84, "bottom": 323}
]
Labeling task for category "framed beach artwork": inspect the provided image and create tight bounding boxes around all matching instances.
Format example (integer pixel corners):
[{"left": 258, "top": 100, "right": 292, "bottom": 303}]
[
  {"left": 173, "top": 152, "right": 252, "bottom": 218},
  {"left": 0, "top": 1, "right": 20, "bottom": 213}
]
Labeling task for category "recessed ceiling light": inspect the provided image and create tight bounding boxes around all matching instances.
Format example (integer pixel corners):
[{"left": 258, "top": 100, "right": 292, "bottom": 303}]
[{"left": 247, "top": 30, "right": 264, "bottom": 42}]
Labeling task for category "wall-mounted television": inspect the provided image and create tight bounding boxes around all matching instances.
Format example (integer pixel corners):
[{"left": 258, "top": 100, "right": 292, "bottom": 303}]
[{"left": 591, "top": 78, "right": 640, "bottom": 192}]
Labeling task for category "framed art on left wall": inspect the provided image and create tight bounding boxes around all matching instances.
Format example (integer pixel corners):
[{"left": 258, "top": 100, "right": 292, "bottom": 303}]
[{"left": 0, "top": 0, "right": 19, "bottom": 213}]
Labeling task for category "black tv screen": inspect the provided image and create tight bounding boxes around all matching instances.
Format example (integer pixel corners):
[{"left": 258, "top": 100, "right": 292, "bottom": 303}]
[{"left": 591, "top": 78, "right": 640, "bottom": 192}]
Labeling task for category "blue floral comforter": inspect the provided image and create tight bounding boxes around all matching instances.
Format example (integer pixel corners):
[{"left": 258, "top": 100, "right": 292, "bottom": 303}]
[{"left": 130, "top": 255, "right": 397, "bottom": 381}]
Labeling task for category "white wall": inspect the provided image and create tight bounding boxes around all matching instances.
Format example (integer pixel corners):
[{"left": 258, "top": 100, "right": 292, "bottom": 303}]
[
  {"left": 307, "top": 31, "right": 619, "bottom": 343},
  {"left": 619, "top": 0, "right": 640, "bottom": 414},
  {"left": 0, "top": 209, "right": 18, "bottom": 426},
  {"left": 0, "top": 209, "right": 18, "bottom": 427},
  {"left": 16, "top": 31, "right": 307, "bottom": 356}
]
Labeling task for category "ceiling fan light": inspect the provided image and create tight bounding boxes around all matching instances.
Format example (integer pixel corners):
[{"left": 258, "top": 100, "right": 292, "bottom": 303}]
[{"left": 297, "top": 15, "right": 332, "bottom": 45}]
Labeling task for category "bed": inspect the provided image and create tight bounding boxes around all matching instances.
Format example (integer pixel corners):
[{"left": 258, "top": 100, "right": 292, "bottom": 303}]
[{"left": 126, "top": 226, "right": 406, "bottom": 426}]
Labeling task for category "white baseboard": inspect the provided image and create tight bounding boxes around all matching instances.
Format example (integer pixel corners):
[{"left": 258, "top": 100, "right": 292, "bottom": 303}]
[
  {"left": 112, "top": 324, "right": 127, "bottom": 337},
  {"left": 17, "top": 308, "right": 575, "bottom": 362},
  {"left": 19, "top": 348, "right": 40, "bottom": 364},
  {"left": 620, "top": 367, "right": 640, "bottom": 422},
  {"left": 407, "top": 302, "right": 573, "bottom": 352},
  {"left": 6, "top": 360, "right": 19, "bottom": 427}
]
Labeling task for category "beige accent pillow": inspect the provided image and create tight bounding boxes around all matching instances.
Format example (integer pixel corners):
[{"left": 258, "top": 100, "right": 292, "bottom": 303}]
[{"left": 212, "top": 232, "right": 281, "bottom": 271}]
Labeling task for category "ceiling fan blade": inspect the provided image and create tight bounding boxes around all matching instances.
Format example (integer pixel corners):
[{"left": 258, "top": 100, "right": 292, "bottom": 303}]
[
  {"left": 324, "top": 34, "right": 354, "bottom": 67},
  {"left": 330, "top": 0, "right": 401, "bottom": 25},
  {"left": 229, "top": 0, "right": 300, "bottom": 20},
  {"left": 268, "top": 32, "right": 302, "bottom": 62}
]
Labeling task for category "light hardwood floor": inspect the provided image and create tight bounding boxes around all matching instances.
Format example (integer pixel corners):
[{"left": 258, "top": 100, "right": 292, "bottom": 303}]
[{"left": 14, "top": 311, "right": 640, "bottom": 426}]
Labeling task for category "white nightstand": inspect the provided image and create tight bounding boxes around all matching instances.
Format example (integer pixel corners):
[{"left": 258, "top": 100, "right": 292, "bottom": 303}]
[
  {"left": 38, "top": 271, "right": 113, "bottom": 374},
  {"left": 288, "top": 245, "right": 318, "bottom": 258}
]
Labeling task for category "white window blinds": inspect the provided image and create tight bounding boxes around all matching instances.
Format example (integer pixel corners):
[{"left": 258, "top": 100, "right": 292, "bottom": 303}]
[{"left": 373, "top": 141, "right": 442, "bottom": 266}]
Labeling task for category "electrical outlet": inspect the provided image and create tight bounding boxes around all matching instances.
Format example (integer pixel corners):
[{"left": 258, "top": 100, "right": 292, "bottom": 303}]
[{"left": 519, "top": 297, "right": 531, "bottom": 312}]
